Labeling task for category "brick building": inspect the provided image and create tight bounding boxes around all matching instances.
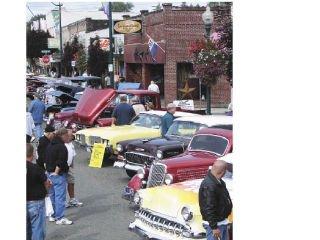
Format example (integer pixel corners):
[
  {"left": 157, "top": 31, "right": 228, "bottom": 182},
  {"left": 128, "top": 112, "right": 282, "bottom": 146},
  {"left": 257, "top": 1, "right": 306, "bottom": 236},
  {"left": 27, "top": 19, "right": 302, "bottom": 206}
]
[{"left": 123, "top": 3, "right": 232, "bottom": 107}]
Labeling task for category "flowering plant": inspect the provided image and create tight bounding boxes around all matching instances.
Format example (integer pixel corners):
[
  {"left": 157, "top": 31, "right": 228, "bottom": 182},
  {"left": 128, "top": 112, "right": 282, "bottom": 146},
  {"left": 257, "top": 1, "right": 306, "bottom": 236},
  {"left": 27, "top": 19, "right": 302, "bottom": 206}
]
[{"left": 188, "top": 38, "right": 230, "bottom": 86}]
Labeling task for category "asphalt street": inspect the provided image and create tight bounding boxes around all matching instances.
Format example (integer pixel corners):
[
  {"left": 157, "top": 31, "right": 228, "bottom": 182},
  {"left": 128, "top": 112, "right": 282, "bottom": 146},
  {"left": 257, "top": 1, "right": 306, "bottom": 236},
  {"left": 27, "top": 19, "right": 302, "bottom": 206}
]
[{"left": 43, "top": 144, "right": 141, "bottom": 240}]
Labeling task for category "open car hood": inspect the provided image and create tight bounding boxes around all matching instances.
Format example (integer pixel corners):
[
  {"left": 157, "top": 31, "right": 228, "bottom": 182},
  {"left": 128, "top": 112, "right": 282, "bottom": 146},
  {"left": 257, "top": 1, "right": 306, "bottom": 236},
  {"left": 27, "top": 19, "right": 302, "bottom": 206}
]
[
  {"left": 46, "top": 90, "right": 78, "bottom": 102},
  {"left": 72, "top": 88, "right": 117, "bottom": 125}
]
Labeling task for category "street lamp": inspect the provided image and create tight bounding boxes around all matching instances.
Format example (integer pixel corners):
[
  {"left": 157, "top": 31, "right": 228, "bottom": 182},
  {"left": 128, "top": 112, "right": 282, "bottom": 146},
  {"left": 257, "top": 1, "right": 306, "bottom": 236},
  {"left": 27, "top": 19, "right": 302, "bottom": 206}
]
[{"left": 202, "top": 6, "right": 214, "bottom": 115}]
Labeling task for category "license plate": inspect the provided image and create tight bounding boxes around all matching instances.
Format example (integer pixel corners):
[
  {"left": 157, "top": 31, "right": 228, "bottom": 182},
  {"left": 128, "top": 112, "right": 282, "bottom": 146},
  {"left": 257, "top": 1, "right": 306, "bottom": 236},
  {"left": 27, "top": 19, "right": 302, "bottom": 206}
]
[{"left": 124, "top": 187, "right": 134, "bottom": 195}]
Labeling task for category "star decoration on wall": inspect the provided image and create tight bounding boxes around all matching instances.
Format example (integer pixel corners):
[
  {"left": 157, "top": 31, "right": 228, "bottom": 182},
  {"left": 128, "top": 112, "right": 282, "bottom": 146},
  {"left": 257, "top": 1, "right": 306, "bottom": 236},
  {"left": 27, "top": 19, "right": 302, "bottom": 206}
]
[{"left": 178, "top": 80, "right": 196, "bottom": 99}]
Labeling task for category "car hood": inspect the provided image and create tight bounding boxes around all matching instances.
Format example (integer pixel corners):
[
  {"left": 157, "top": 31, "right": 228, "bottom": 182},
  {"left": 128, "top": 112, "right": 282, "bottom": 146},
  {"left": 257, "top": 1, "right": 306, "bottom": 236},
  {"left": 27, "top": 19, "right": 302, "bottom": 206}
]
[
  {"left": 46, "top": 90, "right": 78, "bottom": 102},
  {"left": 72, "top": 88, "right": 117, "bottom": 125},
  {"left": 160, "top": 151, "right": 221, "bottom": 169},
  {"left": 139, "top": 177, "right": 233, "bottom": 220},
  {"left": 77, "top": 125, "right": 159, "bottom": 141},
  {"left": 127, "top": 136, "right": 189, "bottom": 152}
]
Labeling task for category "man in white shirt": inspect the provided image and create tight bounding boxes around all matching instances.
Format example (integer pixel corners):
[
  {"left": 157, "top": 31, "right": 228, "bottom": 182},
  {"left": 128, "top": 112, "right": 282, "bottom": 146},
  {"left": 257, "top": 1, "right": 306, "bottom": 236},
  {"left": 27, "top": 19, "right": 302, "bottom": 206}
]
[
  {"left": 65, "top": 130, "right": 83, "bottom": 207},
  {"left": 105, "top": 73, "right": 111, "bottom": 88},
  {"left": 148, "top": 81, "right": 160, "bottom": 93}
]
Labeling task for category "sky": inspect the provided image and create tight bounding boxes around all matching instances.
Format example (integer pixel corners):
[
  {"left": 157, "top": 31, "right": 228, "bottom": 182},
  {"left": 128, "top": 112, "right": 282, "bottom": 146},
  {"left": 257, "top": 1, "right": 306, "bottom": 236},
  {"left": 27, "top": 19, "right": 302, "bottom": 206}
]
[{"left": 26, "top": 2, "right": 208, "bottom": 21}]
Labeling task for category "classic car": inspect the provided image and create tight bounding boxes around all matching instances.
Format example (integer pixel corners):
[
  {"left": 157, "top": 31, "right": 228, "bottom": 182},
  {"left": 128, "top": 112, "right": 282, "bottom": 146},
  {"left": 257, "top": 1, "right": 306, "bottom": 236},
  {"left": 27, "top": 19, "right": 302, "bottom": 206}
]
[
  {"left": 67, "top": 76, "right": 102, "bottom": 88},
  {"left": 129, "top": 154, "right": 233, "bottom": 240},
  {"left": 74, "top": 111, "right": 199, "bottom": 161},
  {"left": 26, "top": 78, "right": 47, "bottom": 99},
  {"left": 44, "top": 90, "right": 78, "bottom": 121},
  {"left": 123, "top": 127, "right": 232, "bottom": 201},
  {"left": 114, "top": 115, "right": 232, "bottom": 177}
]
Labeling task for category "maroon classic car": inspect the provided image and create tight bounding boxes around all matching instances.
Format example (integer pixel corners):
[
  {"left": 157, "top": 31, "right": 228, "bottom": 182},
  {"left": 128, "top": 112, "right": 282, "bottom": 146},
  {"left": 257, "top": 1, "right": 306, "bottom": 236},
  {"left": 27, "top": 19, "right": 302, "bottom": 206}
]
[
  {"left": 122, "top": 127, "right": 233, "bottom": 201},
  {"left": 52, "top": 88, "right": 205, "bottom": 132}
]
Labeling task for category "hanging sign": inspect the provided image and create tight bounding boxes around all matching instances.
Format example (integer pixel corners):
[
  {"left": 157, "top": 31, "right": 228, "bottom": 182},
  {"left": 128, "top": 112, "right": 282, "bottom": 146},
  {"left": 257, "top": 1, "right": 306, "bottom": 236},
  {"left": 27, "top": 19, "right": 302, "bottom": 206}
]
[
  {"left": 113, "top": 20, "right": 142, "bottom": 34},
  {"left": 88, "top": 143, "right": 106, "bottom": 168}
]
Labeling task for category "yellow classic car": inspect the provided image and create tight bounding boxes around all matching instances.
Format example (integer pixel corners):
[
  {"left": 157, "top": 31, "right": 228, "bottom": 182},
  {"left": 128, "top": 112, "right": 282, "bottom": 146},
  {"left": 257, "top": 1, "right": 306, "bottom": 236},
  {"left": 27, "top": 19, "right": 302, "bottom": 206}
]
[
  {"left": 129, "top": 154, "right": 233, "bottom": 240},
  {"left": 74, "top": 110, "right": 198, "bottom": 161}
]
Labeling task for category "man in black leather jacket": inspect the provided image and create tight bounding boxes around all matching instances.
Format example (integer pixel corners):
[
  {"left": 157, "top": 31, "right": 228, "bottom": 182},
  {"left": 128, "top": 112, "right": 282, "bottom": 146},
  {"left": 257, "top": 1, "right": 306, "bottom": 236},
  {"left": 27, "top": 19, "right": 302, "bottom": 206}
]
[{"left": 199, "top": 160, "right": 232, "bottom": 240}]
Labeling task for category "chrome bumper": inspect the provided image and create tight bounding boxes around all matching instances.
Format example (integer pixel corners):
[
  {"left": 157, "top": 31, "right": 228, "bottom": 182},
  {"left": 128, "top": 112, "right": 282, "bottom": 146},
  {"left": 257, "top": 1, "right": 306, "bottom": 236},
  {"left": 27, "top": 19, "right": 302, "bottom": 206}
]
[
  {"left": 113, "top": 160, "right": 126, "bottom": 168},
  {"left": 125, "top": 164, "right": 144, "bottom": 172}
]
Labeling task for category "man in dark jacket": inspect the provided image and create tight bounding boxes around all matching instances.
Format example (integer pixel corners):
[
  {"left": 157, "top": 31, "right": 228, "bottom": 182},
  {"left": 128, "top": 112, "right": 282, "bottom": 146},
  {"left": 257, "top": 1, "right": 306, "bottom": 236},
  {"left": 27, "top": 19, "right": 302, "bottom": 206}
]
[
  {"left": 161, "top": 103, "right": 176, "bottom": 136},
  {"left": 199, "top": 160, "right": 233, "bottom": 240},
  {"left": 70, "top": 82, "right": 84, "bottom": 97},
  {"left": 45, "top": 128, "right": 73, "bottom": 225},
  {"left": 37, "top": 125, "right": 55, "bottom": 169}
]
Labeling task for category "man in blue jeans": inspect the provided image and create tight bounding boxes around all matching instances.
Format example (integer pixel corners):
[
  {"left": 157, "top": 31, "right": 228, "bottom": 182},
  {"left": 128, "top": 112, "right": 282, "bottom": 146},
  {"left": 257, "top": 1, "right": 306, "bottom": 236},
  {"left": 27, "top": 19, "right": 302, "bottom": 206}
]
[
  {"left": 45, "top": 128, "right": 73, "bottom": 225},
  {"left": 27, "top": 143, "right": 52, "bottom": 240},
  {"left": 28, "top": 93, "right": 45, "bottom": 140}
]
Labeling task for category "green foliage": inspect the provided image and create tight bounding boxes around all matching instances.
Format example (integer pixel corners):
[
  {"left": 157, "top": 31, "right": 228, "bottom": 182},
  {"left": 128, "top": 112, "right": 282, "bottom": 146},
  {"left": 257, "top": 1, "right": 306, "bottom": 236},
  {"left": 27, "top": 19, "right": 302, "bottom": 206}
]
[
  {"left": 26, "top": 14, "right": 46, "bottom": 32},
  {"left": 87, "top": 36, "right": 109, "bottom": 77},
  {"left": 26, "top": 30, "right": 52, "bottom": 59},
  {"left": 62, "top": 36, "right": 81, "bottom": 77},
  {"left": 74, "top": 50, "right": 87, "bottom": 75},
  {"left": 153, "top": 3, "right": 162, "bottom": 11},
  {"left": 99, "top": 2, "right": 134, "bottom": 12}
]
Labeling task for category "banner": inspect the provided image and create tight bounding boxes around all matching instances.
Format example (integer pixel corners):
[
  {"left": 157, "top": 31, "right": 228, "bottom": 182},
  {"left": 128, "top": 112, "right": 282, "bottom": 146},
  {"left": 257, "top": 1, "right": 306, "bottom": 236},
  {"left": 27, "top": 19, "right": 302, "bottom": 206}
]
[
  {"left": 51, "top": 10, "right": 60, "bottom": 32},
  {"left": 89, "top": 143, "right": 106, "bottom": 168},
  {"left": 113, "top": 20, "right": 142, "bottom": 34},
  {"left": 101, "top": 2, "right": 110, "bottom": 20}
]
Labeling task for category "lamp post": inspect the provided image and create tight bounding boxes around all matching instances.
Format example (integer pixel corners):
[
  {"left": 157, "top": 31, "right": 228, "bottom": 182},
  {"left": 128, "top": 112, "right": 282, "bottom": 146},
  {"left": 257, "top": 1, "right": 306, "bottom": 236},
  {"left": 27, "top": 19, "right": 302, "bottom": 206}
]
[
  {"left": 108, "top": 2, "right": 114, "bottom": 89},
  {"left": 202, "top": 6, "right": 214, "bottom": 115},
  {"left": 52, "top": 2, "right": 63, "bottom": 78}
]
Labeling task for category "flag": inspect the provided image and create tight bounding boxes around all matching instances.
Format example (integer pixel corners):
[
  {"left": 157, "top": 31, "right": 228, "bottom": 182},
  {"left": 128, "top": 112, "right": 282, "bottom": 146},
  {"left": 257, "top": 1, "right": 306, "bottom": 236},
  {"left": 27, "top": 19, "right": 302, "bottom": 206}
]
[
  {"left": 147, "top": 35, "right": 159, "bottom": 64},
  {"left": 101, "top": 2, "right": 110, "bottom": 20}
]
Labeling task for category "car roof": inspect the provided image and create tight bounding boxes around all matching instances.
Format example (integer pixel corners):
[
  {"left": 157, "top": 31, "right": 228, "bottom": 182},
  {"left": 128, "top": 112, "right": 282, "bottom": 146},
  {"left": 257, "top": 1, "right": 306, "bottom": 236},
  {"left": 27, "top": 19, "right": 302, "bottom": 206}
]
[
  {"left": 139, "top": 110, "right": 199, "bottom": 117},
  {"left": 173, "top": 115, "right": 232, "bottom": 126},
  {"left": 117, "top": 90, "right": 159, "bottom": 95}
]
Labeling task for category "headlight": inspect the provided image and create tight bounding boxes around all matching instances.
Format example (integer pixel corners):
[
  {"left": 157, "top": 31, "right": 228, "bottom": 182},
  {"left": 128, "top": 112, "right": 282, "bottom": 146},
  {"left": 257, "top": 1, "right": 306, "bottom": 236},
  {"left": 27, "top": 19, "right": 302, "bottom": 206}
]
[
  {"left": 137, "top": 168, "right": 145, "bottom": 179},
  {"left": 116, "top": 143, "right": 123, "bottom": 152},
  {"left": 64, "top": 121, "right": 69, "bottom": 127},
  {"left": 156, "top": 150, "right": 163, "bottom": 159},
  {"left": 164, "top": 174, "right": 173, "bottom": 185},
  {"left": 181, "top": 206, "right": 193, "bottom": 221},
  {"left": 71, "top": 123, "right": 77, "bottom": 129},
  {"left": 103, "top": 139, "right": 109, "bottom": 146},
  {"left": 133, "top": 191, "right": 141, "bottom": 206}
]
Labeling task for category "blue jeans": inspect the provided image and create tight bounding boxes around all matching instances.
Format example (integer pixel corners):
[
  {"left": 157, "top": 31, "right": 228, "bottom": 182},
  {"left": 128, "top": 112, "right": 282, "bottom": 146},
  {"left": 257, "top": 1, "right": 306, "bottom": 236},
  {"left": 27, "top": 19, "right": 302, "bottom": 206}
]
[
  {"left": 35, "top": 124, "right": 42, "bottom": 140},
  {"left": 48, "top": 173, "right": 66, "bottom": 220},
  {"left": 203, "top": 223, "right": 228, "bottom": 240},
  {"left": 26, "top": 199, "right": 46, "bottom": 240}
]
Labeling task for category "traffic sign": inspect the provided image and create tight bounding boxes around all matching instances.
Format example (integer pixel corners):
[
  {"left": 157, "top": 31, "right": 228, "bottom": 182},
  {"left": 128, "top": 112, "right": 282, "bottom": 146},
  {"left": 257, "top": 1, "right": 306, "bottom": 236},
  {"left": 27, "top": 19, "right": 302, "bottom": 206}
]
[
  {"left": 41, "top": 50, "right": 51, "bottom": 54},
  {"left": 71, "top": 61, "right": 76, "bottom": 67},
  {"left": 43, "top": 55, "right": 50, "bottom": 64}
]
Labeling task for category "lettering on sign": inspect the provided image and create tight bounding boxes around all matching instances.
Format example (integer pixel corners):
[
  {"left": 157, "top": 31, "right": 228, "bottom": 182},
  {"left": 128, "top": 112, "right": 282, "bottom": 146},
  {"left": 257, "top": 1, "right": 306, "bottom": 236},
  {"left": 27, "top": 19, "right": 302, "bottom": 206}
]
[
  {"left": 89, "top": 143, "right": 106, "bottom": 168},
  {"left": 114, "top": 20, "right": 142, "bottom": 34}
]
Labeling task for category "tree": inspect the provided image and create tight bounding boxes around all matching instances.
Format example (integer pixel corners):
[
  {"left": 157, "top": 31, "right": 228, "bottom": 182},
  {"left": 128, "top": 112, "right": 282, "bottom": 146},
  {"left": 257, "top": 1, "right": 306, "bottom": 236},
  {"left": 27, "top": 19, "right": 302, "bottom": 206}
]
[
  {"left": 153, "top": 3, "right": 162, "bottom": 11},
  {"left": 74, "top": 50, "right": 87, "bottom": 75},
  {"left": 87, "top": 36, "right": 109, "bottom": 77},
  {"left": 62, "top": 36, "right": 82, "bottom": 76},
  {"left": 27, "top": 30, "right": 52, "bottom": 60},
  {"left": 26, "top": 14, "right": 46, "bottom": 32},
  {"left": 99, "top": 2, "right": 134, "bottom": 12}
]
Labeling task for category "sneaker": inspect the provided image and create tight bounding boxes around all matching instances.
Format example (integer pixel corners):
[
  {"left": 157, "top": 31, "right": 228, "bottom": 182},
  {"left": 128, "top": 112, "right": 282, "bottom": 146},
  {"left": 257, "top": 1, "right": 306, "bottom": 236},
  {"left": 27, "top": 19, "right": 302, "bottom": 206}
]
[
  {"left": 68, "top": 199, "right": 83, "bottom": 207},
  {"left": 65, "top": 201, "right": 71, "bottom": 208},
  {"left": 48, "top": 217, "right": 56, "bottom": 222},
  {"left": 56, "top": 217, "right": 73, "bottom": 225}
]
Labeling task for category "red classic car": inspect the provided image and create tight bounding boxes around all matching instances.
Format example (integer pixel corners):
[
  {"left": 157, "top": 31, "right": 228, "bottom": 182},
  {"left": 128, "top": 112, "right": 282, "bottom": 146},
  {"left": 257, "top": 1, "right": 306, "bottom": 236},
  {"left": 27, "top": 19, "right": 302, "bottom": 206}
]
[
  {"left": 123, "top": 127, "right": 233, "bottom": 201},
  {"left": 52, "top": 88, "right": 205, "bottom": 132}
]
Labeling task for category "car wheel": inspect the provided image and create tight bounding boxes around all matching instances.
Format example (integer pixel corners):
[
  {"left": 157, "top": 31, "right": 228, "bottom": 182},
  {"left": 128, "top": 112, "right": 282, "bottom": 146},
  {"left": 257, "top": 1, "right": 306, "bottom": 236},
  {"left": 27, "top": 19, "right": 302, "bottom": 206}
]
[{"left": 126, "top": 170, "right": 136, "bottom": 178}]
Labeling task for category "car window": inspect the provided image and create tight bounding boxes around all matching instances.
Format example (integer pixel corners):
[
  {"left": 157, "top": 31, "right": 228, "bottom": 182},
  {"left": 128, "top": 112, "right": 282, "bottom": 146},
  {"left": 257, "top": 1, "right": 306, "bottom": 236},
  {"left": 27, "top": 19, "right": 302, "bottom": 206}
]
[
  {"left": 166, "top": 121, "right": 207, "bottom": 138},
  {"left": 130, "top": 114, "right": 161, "bottom": 129},
  {"left": 189, "top": 134, "right": 229, "bottom": 156},
  {"left": 140, "top": 95, "right": 156, "bottom": 107}
]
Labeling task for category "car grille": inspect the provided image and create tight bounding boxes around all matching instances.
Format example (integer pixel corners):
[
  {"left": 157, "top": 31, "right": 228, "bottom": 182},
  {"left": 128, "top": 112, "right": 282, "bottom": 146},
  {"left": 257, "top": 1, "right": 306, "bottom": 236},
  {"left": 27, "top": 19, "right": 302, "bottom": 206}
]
[
  {"left": 176, "top": 168, "right": 208, "bottom": 182},
  {"left": 135, "top": 208, "right": 191, "bottom": 236},
  {"left": 125, "top": 152, "right": 154, "bottom": 167},
  {"left": 147, "top": 163, "right": 167, "bottom": 188},
  {"left": 89, "top": 136, "right": 101, "bottom": 146},
  {"left": 80, "top": 134, "right": 86, "bottom": 145}
]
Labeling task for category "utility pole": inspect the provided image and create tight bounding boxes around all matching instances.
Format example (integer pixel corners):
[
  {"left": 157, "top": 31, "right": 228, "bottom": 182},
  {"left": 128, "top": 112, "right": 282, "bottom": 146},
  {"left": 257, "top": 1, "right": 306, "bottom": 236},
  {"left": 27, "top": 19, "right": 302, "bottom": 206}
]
[
  {"left": 108, "top": 2, "right": 114, "bottom": 88},
  {"left": 52, "top": 2, "right": 63, "bottom": 78}
]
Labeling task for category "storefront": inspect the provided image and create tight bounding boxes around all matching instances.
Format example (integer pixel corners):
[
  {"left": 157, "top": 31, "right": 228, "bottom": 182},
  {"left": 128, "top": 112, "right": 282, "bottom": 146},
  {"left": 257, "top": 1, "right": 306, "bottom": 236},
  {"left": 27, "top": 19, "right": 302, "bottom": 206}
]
[{"left": 123, "top": 3, "right": 231, "bottom": 107}]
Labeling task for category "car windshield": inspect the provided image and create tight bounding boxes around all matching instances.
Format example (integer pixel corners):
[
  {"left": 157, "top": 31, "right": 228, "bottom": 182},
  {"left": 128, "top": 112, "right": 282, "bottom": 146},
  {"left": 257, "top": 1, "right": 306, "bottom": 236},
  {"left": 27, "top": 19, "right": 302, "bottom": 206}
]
[
  {"left": 189, "top": 134, "right": 229, "bottom": 156},
  {"left": 130, "top": 114, "right": 161, "bottom": 129},
  {"left": 111, "top": 94, "right": 140, "bottom": 105},
  {"left": 166, "top": 121, "right": 207, "bottom": 138}
]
